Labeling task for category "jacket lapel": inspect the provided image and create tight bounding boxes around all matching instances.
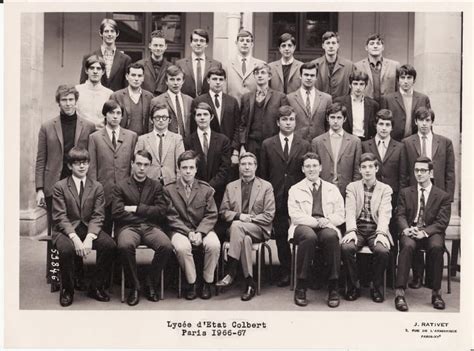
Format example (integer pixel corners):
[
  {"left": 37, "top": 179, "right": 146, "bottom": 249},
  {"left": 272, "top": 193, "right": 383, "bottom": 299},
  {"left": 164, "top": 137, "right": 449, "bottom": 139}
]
[
  {"left": 145, "top": 59, "right": 157, "bottom": 81},
  {"left": 81, "top": 178, "right": 93, "bottom": 208},
  {"left": 394, "top": 92, "right": 406, "bottom": 113},
  {"left": 370, "top": 182, "right": 382, "bottom": 214},
  {"left": 263, "top": 89, "right": 273, "bottom": 109},
  {"left": 231, "top": 58, "right": 244, "bottom": 79},
  {"left": 275, "top": 61, "right": 284, "bottom": 84},
  {"left": 109, "top": 53, "right": 122, "bottom": 83},
  {"left": 367, "top": 139, "right": 382, "bottom": 162},
  {"left": 288, "top": 137, "right": 301, "bottom": 163},
  {"left": 431, "top": 134, "right": 440, "bottom": 159},
  {"left": 249, "top": 178, "right": 261, "bottom": 212},
  {"left": 363, "top": 60, "right": 373, "bottom": 86},
  {"left": 206, "top": 133, "right": 218, "bottom": 172},
  {"left": 272, "top": 135, "right": 286, "bottom": 162},
  {"left": 161, "top": 132, "right": 172, "bottom": 163},
  {"left": 101, "top": 128, "right": 115, "bottom": 152},
  {"left": 337, "top": 133, "right": 350, "bottom": 163},
  {"left": 67, "top": 177, "right": 81, "bottom": 209},
  {"left": 74, "top": 118, "right": 84, "bottom": 145},
  {"left": 53, "top": 117, "right": 64, "bottom": 152},
  {"left": 380, "top": 59, "right": 389, "bottom": 81},
  {"left": 412, "top": 135, "right": 421, "bottom": 156},
  {"left": 164, "top": 93, "right": 177, "bottom": 115},
  {"left": 311, "top": 91, "right": 323, "bottom": 120},
  {"left": 322, "top": 134, "right": 334, "bottom": 162},
  {"left": 115, "top": 128, "right": 127, "bottom": 153},
  {"left": 187, "top": 181, "right": 200, "bottom": 205},
  {"left": 383, "top": 139, "right": 396, "bottom": 163},
  {"left": 234, "top": 181, "right": 242, "bottom": 212},
  {"left": 146, "top": 133, "right": 160, "bottom": 163},
  {"left": 185, "top": 59, "right": 196, "bottom": 86},
  {"left": 294, "top": 92, "right": 309, "bottom": 118}
]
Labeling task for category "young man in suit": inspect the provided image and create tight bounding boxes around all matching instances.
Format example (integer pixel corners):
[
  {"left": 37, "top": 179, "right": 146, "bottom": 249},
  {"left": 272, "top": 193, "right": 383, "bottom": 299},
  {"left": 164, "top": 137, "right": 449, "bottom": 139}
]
[
  {"left": 239, "top": 63, "right": 288, "bottom": 165},
  {"left": 176, "top": 28, "right": 222, "bottom": 98},
  {"left": 150, "top": 65, "right": 193, "bottom": 138},
  {"left": 287, "top": 62, "right": 332, "bottom": 142},
  {"left": 354, "top": 33, "right": 400, "bottom": 104},
  {"left": 288, "top": 152, "right": 345, "bottom": 308},
  {"left": 134, "top": 103, "right": 185, "bottom": 185},
  {"left": 136, "top": 30, "right": 172, "bottom": 96},
  {"left": 381, "top": 64, "right": 432, "bottom": 141},
  {"left": 260, "top": 105, "right": 311, "bottom": 286},
  {"left": 311, "top": 102, "right": 362, "bottom": 196},
  {"left": 312, "top": 31, "right": 354, "bottom": 99},
  {"left": 394, "top": 157, "right": 451, "bottom": 311},
  {"left": 216, "top": 152, "right": 276, "bottom": 301},
  {"left": 88, "top": 100, "right": 138, "bottom": 235},
  {"left": 335, "top": 71, "right": 379, "bottom": 141},
  {"left": 341, "top": 153, "right": 393, "bottom": 303},
  {"left": 225, "top": 30, "right": 265, "bottom": 105},
  {"left": 75, "top": 55, "right": 113, "bottom": 129},
  {"left": 79, "top": 18, "right": 132, "bottom": 92},
  {"left": 184, "top": 102, "right": 232, "bottom": 207},
  {"left": 268, "top": 33, "right": 303, "bottom": 94},
  {"left": 112, "top": 150, "right": 173, "bottom": 306},
  {"left": 52, "top": 147, "right": 116, "bottom": 307},
  {"left": 164, "top": 150, "right": 221, "bottom": 300},
  {"left": 111, "top": 62, "right": 154, "bottom": 136}
]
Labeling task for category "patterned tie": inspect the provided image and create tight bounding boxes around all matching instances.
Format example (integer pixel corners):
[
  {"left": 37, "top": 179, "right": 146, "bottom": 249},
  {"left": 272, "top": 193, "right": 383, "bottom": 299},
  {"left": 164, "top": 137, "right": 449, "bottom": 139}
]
[
  {"left": 416, "top": 188, "right": 426, "bottom": 227},
  {"left": 158, "top": 133, "right": 163, "bottom": 162},
  {"left": 112, "top": 130, "right": 117, "bottom": 150},
  {"left": 378, "top": 140, "right": 386, "bottom": 160},
  {"left": 185, "top": 184, "right": 192, "bottom": 199},
  {"left": 202, "top": 131, "right": 209, "bottom": 158},
  {"left": 175, "top": 94, "right": 185, "bottom": 136},
  {"left": 79, "top": 180, "right": 84, "bottom": 204},
  {"left": 305, "top": 89, "right": 312, "bottom": 116},
  {"left": 283, "top": 137, "right": 289, "bottom": 161},
  {"left": 196, "top": 57, "right": 203, "bottom": 95},
  {"left": 421, "top": 136, "right": 427, "bottom": 157},
  {"left": 241, "top": 57, "right": 247, "bottom": 75}
]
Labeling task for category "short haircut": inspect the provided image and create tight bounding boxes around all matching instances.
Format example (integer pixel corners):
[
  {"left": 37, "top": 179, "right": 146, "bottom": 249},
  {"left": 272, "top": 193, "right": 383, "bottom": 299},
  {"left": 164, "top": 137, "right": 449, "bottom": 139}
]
[
  {"left": 349, "top": 71, "right": 369, "bottom": 84},
  {"left": 414, "top": 107, "right": 435, "bottom": 122},
  {"left": 85, "top": 55, "right": 106, "bottom": 71},
  {"left": 302, "top": 152, "right": 321, "bottom": 165},
  {"left": 322, "top": 31, "right": 339, "bottom": 43},
  {"left": 366, "top": 33, "right": 384, "bottom": 45},
  {"left": 300, "top": 61, "right": 318, "bottom": 75},
  {"left": 150, "top": 29, "right": 166, "bottom": 42},
  {"left": 67, "top": 147, "right": 90, "bottom": 165},
  {"left": 99, "top": 18, "right": 119, "bottom": 35},
  {"left": 133, "top": 149, "right": 153, "bottom": 163},
  {"left": 102, "top": 100, "right": 123, "bottom": 116},
  {"left": 236, "top": 29, "right": 254, "bottom": 41},
  {"left": 397, "top": 64, "right": 417, "bottom": 80},
  {"left": 359, "top": 152, "right": 379, "bottom": 167},
  {"left": 126, "top": 62, "right": 144, "bottom": 75},
  {"left": 206, "top": 67, "right": 226, "bottom": 80},
  {"left": 193, "top": 102, "right": 214, "bottom": 116},
  {"left": 278, "top": 33, "right": 296, "bottom": 46},
  {"left": 190, "top": 28, "right": 209, "bottom": 43},
  {"left": 252, "top": 62, "right": 271, "bottom": 75},
  {"left": 277, "top": 105, "right": 295, "bottom": 121},
  {"left": 55, "top": 84, "right": 79, "bottom": 103},
  {"left": 375, "top": 109, "right": 394, "bottom": 126},
  {"left": 166, "top": 65, "right": 184, "bottom": 79},
  {"left": 178, "top": 150, "right": 200, "bottom": 168},
  {"left": 150, "top": 103, "right": 169, "bottom": 118},
  {"left": 414, "top": 156, "right": 434, "bottom": 171},
  {"left": 239, "top": 151, "right": 258, "bottom": 165},
  {"left": 326, "top": 102, "right": 347, "bottom": 118}
]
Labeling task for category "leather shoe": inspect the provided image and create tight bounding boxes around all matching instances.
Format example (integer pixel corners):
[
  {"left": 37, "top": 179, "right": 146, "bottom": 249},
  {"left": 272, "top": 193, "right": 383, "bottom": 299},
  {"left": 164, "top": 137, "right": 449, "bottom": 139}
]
[
  {"left": 432, "top": 294, "right": 446, "bottom": 310},
  {"left": 185, "top": 284, "right": 197, "bottom": 300},
  {"left": 395, "top": 296, "right": 409, "bottom": 311},
  {"left": 59, "top": 289, "right": 74, "bottom": 307},
  {"left": 241, "top": 285, "right": 256, "bottom": 301},
  {"left": 127, "top": 289, "right": 140, "bottom": 306},
  {"left": 371, "top": 287, "right": 384, "bottom": 303},
  {"left": 201, "top": 283, "right": 212, "bottom": 300},
  {"left": 87, "top": 287, "right": 110, "bottom": 302},
  {"left": 74, "top": 277, "right": 87, "bottom": 291},
  {"left": 345, "top": 286, "right": 360, "bottom": 301},
  {"left": 215, "top": 274, "right": 234, "bottom": 288},
  {"left": 327, "top": 289, "right": 340, "bottom": 308},
  {"left": 408, "top": 277, "right": 422, "bottom": 289},
  {"left": 276, "top": 274, "right": 290, "bottom": 287},
  {"left": 294, "top": 288, "right": 308, "bottom": 307},
  {"left": 146, "top": 286, "right": 159, "bottom": 302}
]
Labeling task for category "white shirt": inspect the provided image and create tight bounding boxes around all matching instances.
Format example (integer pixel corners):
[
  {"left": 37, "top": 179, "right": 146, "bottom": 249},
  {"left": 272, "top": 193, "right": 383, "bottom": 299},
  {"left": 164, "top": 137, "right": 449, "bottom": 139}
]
[
  {"left": 192, "top": 53, "right": 206, "bottom": 87},
  {"left": 375, "top": 135, "right": 390, "bottom": 159},
  {"left": 128, "top": 86, "right": 142, "bottom": 104},
  {"left": 351, "top": 95, "right": 365, "bottom": 137},
  {"left": 299, "top": 87, "right": 315, "bottom": 113},
  {"left": 167, "top": 90, "right": 186, "bottom": 132},
  {"left": 279, "top": 132, "right": 294, "bottom": 154},
  {"left": 414, "top": 182, "right": 432, "bottom": 224},
  {"left": 304, "top": 177, "right": 321, "bottom": 192},
  {"left": 197, "top": 127, "right": 212, "bottom": 152},
  {"left": 418, "top": 131, "right": 433, "bottom": 159},
  {"left": 281, "top": 57, "right": 295, "bottom": 66},
  {"left": 105, "top": 125, "right": 121, "bottom": 144},
  {"left": 211, "top": 90, "right": 223, "bottom": 124},
  {"left": 71, "top": 174, "right": 86, "bottom": 196}
]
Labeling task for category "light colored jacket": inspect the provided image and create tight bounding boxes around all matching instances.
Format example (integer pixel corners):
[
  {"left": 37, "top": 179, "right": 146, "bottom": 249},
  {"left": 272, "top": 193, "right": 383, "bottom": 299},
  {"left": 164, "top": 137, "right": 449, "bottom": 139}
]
[
  {"left": 224, "top": 56, "right": 265, "bottom": 106},
  {"left": 354, "top": 57, "right": 400, "bottom": 99}
]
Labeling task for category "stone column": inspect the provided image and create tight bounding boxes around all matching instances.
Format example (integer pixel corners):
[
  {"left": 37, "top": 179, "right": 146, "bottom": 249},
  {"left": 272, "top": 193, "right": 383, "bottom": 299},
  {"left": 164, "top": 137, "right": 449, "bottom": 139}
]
[
  {"left": 212, "top": 12, "right": 241, "bottom": 68},
  {"left": 20, "top": 13, "right": 46, "bottom": 236},
  {"left": 414, "top": 12, "right": 461, "bottom": 236}
]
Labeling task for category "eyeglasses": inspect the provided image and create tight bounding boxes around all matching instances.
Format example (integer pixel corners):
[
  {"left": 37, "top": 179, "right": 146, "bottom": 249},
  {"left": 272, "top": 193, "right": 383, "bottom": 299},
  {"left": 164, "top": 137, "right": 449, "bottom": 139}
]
[
  {"left": 72, "top": 161, "right": 89, "bottom": 166},
  {"left": 153, "top": 115, "right": 170, "bottom": 121},
  {"left": 414, "top": 168, "right": 429, "bottom": 174}
]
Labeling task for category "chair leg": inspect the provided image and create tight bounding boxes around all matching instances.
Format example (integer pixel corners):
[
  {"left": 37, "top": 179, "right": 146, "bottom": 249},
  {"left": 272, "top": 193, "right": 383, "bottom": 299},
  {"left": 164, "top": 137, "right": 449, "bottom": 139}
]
[
  {"left": 263, "top": 242, "right": 273, "bottom": 284},
  {"left": 121, "top": 266, "right": 125, "bottom": 303},
  {"left": 256, "top": 246, "right": 262, "bottom": 295},
  {"left": 291, "top": 244, "right": 298, "bottom": 291},
  {"left": 160, "top": 268, "right": 164, "bottom": 300},
  {"left": 445, "top": 248, "right": 451, "bottom": 294},
  {"left": 178, "top": 267, "right": 182, "bottom": 298},
  {"left": 214, "top": 261, "right": 219, "bottom": 296}
]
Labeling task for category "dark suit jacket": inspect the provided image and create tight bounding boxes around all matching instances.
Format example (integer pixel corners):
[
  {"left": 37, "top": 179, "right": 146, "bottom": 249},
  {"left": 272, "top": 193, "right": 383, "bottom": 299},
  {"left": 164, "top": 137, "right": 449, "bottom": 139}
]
[
  {"left": 268, "top": 59, "right": 303, "bottom": 94},
  {"left": 191, "top": 92, "right": 241, "bottom": 150},
  {"left": 79, "top": 49, "right": 132, "bottom": 92},
  {"left": 164, "top": 179, "right": 218, "bottom": 236},
  {"left": 111, "top": 176, "right": 168, "bottom": 234},
  {"left": 396, "top": 185, "right": 451, "bottom": 237},
  {"left": 150, "top": 92, "right": 193, "bottom": 138},
  {"left": 239, "top": 88, "right": 288, "bottom": 145},
  {"left": 88, "top": 128, "right": 138, "bottom": 206},
  {"left": 334, "top": 95, "right": 379, "bottom": 141},
  {"left": 52, "top": 177, "right": 105, "bottom": 236},
  {"left": 362, "top": 137, "right": 408, "bottom": 197},
  {"left": 176, "top": 57, "right": 222, "bottom": 98},
  {"left": 35, "top": 116, "right": 96, "bottom": 197},
  {"left": 136, "top": 57, "right": 172, "bottom": 96},
  {"left": 313, "top": 55, "right": 354, "bottom": 99},
  {"left": 403, "top": 133, "right": 455, "bottom": 200},
  {"left": 110, "top": 88, "right": 154, "bottom": 135},
  {"left": 380, "top": 91, "right": 431, "bottom": 141},
  {"left": 260, "top": 134, "right": 311, "bottom": 213}
]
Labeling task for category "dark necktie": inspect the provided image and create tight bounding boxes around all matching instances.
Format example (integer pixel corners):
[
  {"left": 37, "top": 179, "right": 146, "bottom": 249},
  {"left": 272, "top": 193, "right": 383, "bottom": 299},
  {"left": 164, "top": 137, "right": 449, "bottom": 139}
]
[
  {"left": 112, "top": 130, "right": 117, "bottom": 149},
  {"left": 196, "top": 58, "right": 203, "bottom": 95},
  {"left": 158, "top": 133, "right": 163, "bottom": 161},
  {"left": 305, "top": 90, "right": 311, "bottom": 116},
  {"left": 214, "top": 93, "right": 220, "bottom": 109},
  {"left": 79, "top": 180, "right": 84, "bottom": 204},
  {"left": 242, "top": 58, "right": 247, "bottom": 75},
  {"left": 421, "top": 136, "right": 427, "bottom": 157},
  {"left": 416, "top": 188, "right": 426, "bottom": 227},
  {"left": 283, "top": 137, "right": 289, "bottom": 161},
  {"left": 175, "top": 94, "right": 185, "bottom": 136},
  {"left": 202, "top": 131, "right": 209, "bottom": 158}
]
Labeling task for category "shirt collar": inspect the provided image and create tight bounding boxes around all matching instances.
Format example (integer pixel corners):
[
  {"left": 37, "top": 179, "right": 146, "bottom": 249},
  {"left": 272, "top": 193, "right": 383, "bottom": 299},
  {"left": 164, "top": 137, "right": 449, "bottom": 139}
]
[
  {"left": 362, "top": 179, "right": 377, "bottom": 191},
  {"left": 418, "top": 182, "right": 432, "bottom": 193},
  {"left": 256, "top": 86, "right": 269, "bottom": 95},
  {"left": 238, "top": 54, "right": 251, "bottom": 62},
  {"left": 128, "top": 86, "right": 142, "bottom": 96},
  {"left": 180, "top": 177, "right": 193, "bottom": 189},
  {"left": 305, "top": 177, "right": 321, "bottom": 190},
  {"left": 418, "top": 131, "right": 433, "bottom": 140},
  {"left": 400, "top": 88, "right": 414, "bottom": 96},
  {"left": 101, "top": 45, "right": 116, "bottom": 55},
  {"left": 192, "top": 52, "right": 206, "bottom": 62},
  {"left": 368, "top": 55, "right": 383, "bottom": 66},
  {"left": 155, "top": 129, "right": 167, "bottom": 137},
  {"left": 241, "top": 176, "right": 256, "bottom": 185},
  {"left": 351, "top": 94, "right": 365, "bottom": 103},
  {"left": 211, "top": 90, "right": 223, "bottom": 99},
  {"left": 105, "top": 124, "right": 120, "bottom": 136},
  {"left": 197, "top": 127, "right": 211, "bottom": 138},
  {"left": 281, "top": 57, "right": 294, "bottom": 65},
  {"left": 329, "top": 129, "right": 344, "bottom": 137},
  {"left": 71, "top": 174, "right": 86, "bottom": 185},
  {"left": 375, "top": 135, "right": 390, "bottom": 145},
  {"left": 279, "top": 132, "right": 294, "bottom": 144},
  {"left": 300, "top": 86, "right": 315, "bottom": 95},
  {"left": 84, "top": 80, "right": 103, "bottom": 89},
  {"left": 167, "top": 90, "right": 180, "bottom": 99}
]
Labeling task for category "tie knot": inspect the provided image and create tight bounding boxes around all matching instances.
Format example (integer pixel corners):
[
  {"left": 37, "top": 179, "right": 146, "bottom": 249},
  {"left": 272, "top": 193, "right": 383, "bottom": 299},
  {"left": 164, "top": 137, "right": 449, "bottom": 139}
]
[
  {"left": 196, "top": 57, "right": 202, "bottom": 61},
  {"left": 313, "top": 182, "right": 318, "bottom": 190},
  {"left": 215, "top": 93, "right": 219, "bottom": 98},
  {"left": 306, "top": 89, "right": 311, "bottom": 95},
  {"left": 422, "top": 135, "right": 427, "bottom": 140},
  {"left": 284, "top": 137, "right": 289, "bottom": 142},
  {"left": 203, "top": 131, "right": 208, "bottom": 136},
  {"left": 420, "top": 188, "right": 425, "bottom": 193},
  {"left": 112, "top": 130, "right": 116, "bottom": 135},
  {"left": 242, "top": 58, "right": 246, "bottom": 62}
]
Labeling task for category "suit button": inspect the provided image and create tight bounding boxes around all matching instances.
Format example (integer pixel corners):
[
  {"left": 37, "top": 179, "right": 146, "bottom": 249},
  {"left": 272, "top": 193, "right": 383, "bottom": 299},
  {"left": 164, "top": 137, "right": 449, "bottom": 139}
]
[
  {"left": 284, "top": 173, "right": 287, "bottom": 177},
  {"left": 114, "top": 156, "right": 117, "bottom": 159}
]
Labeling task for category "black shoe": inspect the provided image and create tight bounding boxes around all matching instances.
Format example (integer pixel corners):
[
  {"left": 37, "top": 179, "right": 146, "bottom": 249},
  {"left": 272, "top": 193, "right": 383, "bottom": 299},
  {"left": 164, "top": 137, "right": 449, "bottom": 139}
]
[
  {"left": 277, "top": 273, "right": 290, "bottom": 287},
  {"left": 201, "top": 283, "right": 212, "bottom": 300},
  {"left": 294, "top": 288, "right": 308, "bottom": 307},
  {"left": 59, "top": 289, "right": 74, "bottom": 307},
  {"left": 146, "top": 286, "right": 159, "bottom": 302},
  {"left": 127, "top": 289, "right": 140, "bottom": 306},
  {"left": 345, "top": 286, "right": 360, "bottom": 301},
  {"left": 371, "top": 287, "right": 384, "bottom": 303},
  {"left": 395, "top": 296, "right": 409, "bottom": 311},
  {"left": 327, "top": 289, "right": 340, "bottom": 308},
  {"left": 87, "top": 287, "right": 110, "bottom": 302},
  {"left": 185, "top": 284, "right": 197, "bottom": 300},
  {"left": 241, "top": 285, "right": 256, "bottom": 301},
  {"left": 74, "top": 277, "right": 87, "bottom": 291},
  {"left": 408, "top": 277, "right": 422, "bottom": 289},
  {"left": 215, "top": 274, "right": 234, "bottom": 288},
  {"left": 432, "top": 294, "right": 445, "bottom": 310}
]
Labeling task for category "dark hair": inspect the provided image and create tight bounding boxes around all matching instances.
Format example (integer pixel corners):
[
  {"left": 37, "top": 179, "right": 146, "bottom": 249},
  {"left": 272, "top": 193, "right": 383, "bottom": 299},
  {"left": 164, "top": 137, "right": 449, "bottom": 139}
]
[
  {"left": 397, "top": 64, "right": 417, "bottom": 81},
  {"left": 366, "top": 33, "right": 384, "bottom": 45},
  {"left": 206, "top": 67, "right": 226, "bottom": 80},
  {"left": 415, "top": 156, "right": 434, "bottom": 171},
  {"left": 252, "top": 63, "right": 271, "bottom": 75},
  {"left": 85, "top": 55, "right": 105, "bottom": 71},
  {"left": 126, "top": 62, "right": 144, "bottom": 75},
  {"left": 133, "top": 150, "right": 153, "bottom": 163},
  {"left": 55, "top": 84, "right": 79, "bottom": 103},
  {"left": 349, "top": 71, "right": 369, "bottom": 84},
  {"left": 150, "top": 29, "right": 166, "bottom": 41},
  {"left": 166, "top": 65, "right": 184, "bottom": 79},
  {"left": 99, "top": 19, "right": 119, "bottom": 35},
  {"left": 322, "top": 31, "right": 339, "bottom": 43},
  {"left": 277, "top": 105, "right": 295, "bottom": 121},
  {"left": 150, "top": 103, "right": 169, "bottom": 118},
  {"left": 190, "top": 28, "right": 209, "bottom": 43},
  {"left": 239, "top": 152, "right": 258, "bottom": 165},
  {"left": 300, "top": 61, "right": 318, "bottom": 75},
  {"left": 359, "top": 152, "right": 379, "bottom": 168},
  {"left": 67, "top": 147, "right": 90, "bottom": 165},
  {"left": 236, "top": 29, "right": 254, "bottom": 41},
  {"left": 193, "top": 102, "right": 214, "bottom": 117},
  {"left": 302, "top": 152, "right": 321, "bottom": 165},
  {"left": 177, "top": 150, "right": 200, "bottom": 168},
  {"left": 278, "top": 33, "right": 296, "bottom": 46},
  {"left": 326, "top": 102, "right": 347, "bottom": 119},
  {"left": 414, "top": 107, "right": 435, "bottom": 122},
  {"left": 102, "top": 100, "right": 123, "bottom": 116},
  {"left": 375, "top": 109, "right": 393, "bottom": 126}
]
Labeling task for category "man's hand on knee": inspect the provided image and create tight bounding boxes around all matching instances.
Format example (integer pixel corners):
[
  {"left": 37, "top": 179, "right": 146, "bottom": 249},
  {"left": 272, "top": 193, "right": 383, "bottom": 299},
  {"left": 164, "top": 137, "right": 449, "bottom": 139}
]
[{"left": 341, "top": 231, "right": 357, "bottom": 245}]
